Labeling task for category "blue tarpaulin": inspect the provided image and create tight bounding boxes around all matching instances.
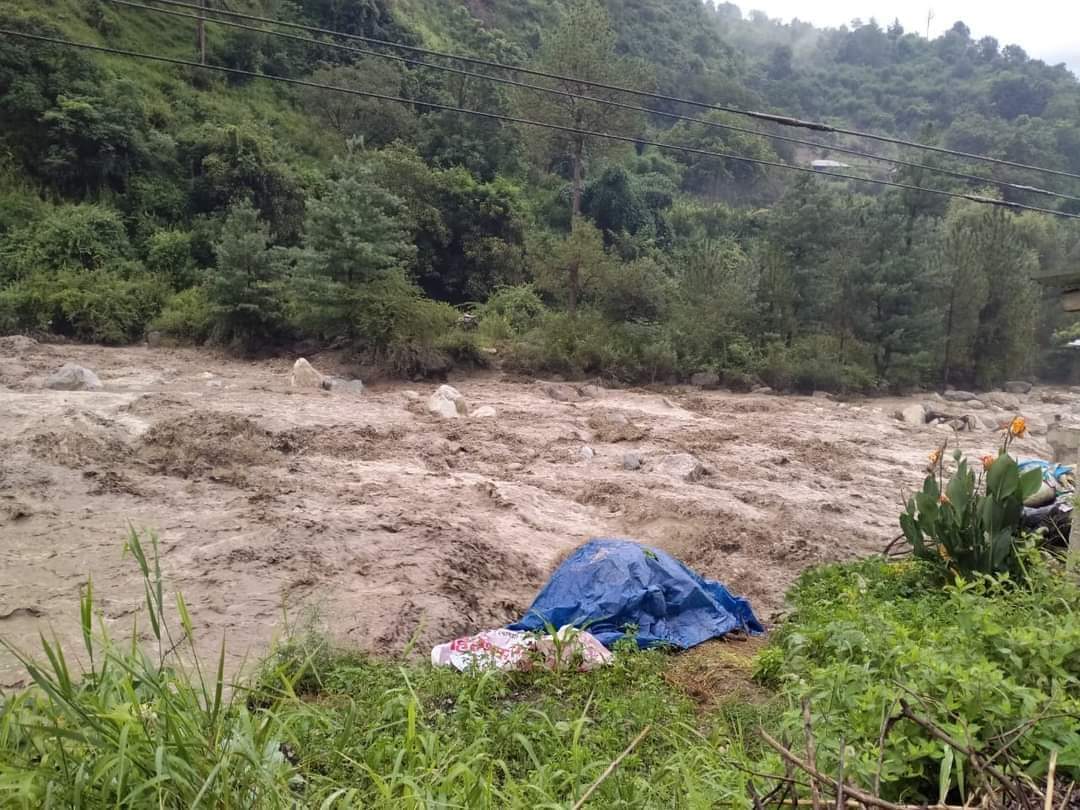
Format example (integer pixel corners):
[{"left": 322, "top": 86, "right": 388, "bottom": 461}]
[{"left": 508, "top": 539, "right": 763, "bottom": 649}]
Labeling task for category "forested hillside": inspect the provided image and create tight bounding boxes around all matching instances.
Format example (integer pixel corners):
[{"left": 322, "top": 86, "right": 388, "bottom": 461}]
[{"left": 2, "top": 0, "right": 1079, "bottom": 391}]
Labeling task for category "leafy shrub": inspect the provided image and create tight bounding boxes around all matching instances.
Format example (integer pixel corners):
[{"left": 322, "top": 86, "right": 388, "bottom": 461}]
[
  {"left": 758, "top": 557, "right": 1080, "bottom": 804},
  {"left": 1, "top": 203, "right": 131, "bottom": 280},
  {"left": 504, "top": 310, "right": 676, "bottom": 383},
  {"left": 476, "top": 284, "right": 547, "bottom": 340},
  {"left": 901, "top": 438, "right": 1042, "bottom": 579},
  {"left": 0, "top": 267, "right": 170, "bottom": 344},
  {"left": 589, "top": 255, "right": 671, "bottom": 322},
  {"left": 435, "top": 328, "right": 490, "bottom": 369},
  {"left": 761, "top": 335, "right": 878, "bottom": 393},
  {"left": 151, "top": 286, "right": 212, "bottom": 343},
  {"left": 144, "top": 229, "right": 198, "bottom": 289}
]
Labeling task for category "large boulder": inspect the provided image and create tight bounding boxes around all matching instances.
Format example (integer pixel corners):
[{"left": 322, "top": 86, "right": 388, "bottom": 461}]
[
  {"left": 428, "top": 385, "right": 468, "bottom": 418},
  {"left": 690, "top": 371, "right": 720, "bottom": 389},
  {"left": 983, "top": 392, "right": 1020, "bottom": 410},
  {"left": 655, "top": 453, "right": 709, "bottom": 482},
  {"left": 290, "top": 358, "right": 324, "bottom": 389},
  {"left": 943, "top": 390, "right": 976, "bottom": 403},
  {"left": 1041, "top": 391, "right": 1072, "bottom": 405},
  {"left": 1004, "top": 380, "right": 1033, "bottom": 395},
  {"left": 1048, "top": 423, "right": 1080, "bottom": 462},
  {"left": 896, "top": 403, "right": 927, "bottom": 425},
  {"left": 45, "top": 364, "right": 102, "bottom": 391}
]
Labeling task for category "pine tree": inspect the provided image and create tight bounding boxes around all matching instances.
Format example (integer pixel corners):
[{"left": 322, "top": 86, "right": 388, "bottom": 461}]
[{"left": 205, "top": 200, "right": 286, "bottom": 351}]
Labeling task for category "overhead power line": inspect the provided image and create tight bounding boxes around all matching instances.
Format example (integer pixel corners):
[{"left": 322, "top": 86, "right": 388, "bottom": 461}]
[
  {"left": 102, "top": 0, "right": 1080, "bottom": 205},
  {"left": 130, "top": 0, "right": 1080, "bottom": 184},
  {"left": 4, "top": 29, "right": 1079, "bottom": 222}
]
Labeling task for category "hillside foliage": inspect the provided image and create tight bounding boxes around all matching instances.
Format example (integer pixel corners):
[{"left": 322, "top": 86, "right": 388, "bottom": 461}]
[{"left": 1, "top": 0, "right": 1079, "bottom": 387}]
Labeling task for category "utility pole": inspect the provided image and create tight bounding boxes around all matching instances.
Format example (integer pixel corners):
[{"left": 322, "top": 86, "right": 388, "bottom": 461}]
[
  {"left": 196, "top": 0, "right": 207, "bottom": 65},
  {"left": 925, "top": 8, "right": 934, "bottom": 39}
]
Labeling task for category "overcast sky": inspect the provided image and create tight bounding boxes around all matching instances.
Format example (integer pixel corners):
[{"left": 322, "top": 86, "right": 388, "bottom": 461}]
[{"left": 738, "top": 1, "right": 1079, "bottom": 75}]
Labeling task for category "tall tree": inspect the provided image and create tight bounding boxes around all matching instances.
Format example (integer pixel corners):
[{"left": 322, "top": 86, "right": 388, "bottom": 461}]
[
  {"left": 512, "top": 0, "right": 651, "bottom": 310},
  {"left": 294, "top": 150, "right": 417, "bottom": 339},
  {"left": 205, "top": 200, "right": 286, "bottom": 351}
]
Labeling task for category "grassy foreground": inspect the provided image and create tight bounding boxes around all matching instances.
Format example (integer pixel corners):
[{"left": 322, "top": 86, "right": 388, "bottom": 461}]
[{"left": 0, "top": 534, "right": 1078, "bottom": 808}]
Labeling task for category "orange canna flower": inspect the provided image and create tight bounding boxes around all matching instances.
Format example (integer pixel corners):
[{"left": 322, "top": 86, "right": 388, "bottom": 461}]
[
  {"left": 938, "top": 494, "right": 951, "bottom": 506},
  {"left": 981, "top": 455, "right": 995, "bottom": 471},
  {"left": 1009, "top": 417, "right": 1027, "bottom": 438},
  {"left": 929, "top": 448, "right": 943, "bottom": 466},
  {"left": 937, "top": 544, "right": 952, "bottom": 562}
]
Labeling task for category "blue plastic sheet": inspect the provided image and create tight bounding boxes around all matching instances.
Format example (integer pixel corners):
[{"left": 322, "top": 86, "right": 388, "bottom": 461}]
[
  {"left": 508, "top": 539, "right": 763, "bottom": 649},
  {"left": 1018, "top": 460, "right": 1074, "bottom": 485}
]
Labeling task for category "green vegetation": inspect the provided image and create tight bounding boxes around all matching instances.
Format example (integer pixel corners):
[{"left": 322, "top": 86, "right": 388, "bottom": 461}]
[
  {"left": 1, "top": 0, "right": 1079, "bottom": 387},
  {"left": 2, "top": 532, "right": 1077, "bottom": 807},
  {"left": 901, "top": 425, "right": 1044, "bottom": 578}
]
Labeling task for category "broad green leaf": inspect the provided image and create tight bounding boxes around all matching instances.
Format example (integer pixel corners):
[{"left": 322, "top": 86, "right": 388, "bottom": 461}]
[{"left": 939, "top": 744, "right": 954, "bottom": 805}]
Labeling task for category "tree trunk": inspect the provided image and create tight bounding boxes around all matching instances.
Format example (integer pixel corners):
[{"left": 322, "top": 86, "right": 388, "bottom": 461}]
[
  {"left": 197, "top": 0, "right": 207, "bottom": 65},
  {"left": 568, "top": 140, "right": 584, "bottom": 315},
  {"left": 571, "top": 139, "right": 584, "bottom": 218},
  {"left": 942, "top": 285, "right": 956, "bottom": 388}
]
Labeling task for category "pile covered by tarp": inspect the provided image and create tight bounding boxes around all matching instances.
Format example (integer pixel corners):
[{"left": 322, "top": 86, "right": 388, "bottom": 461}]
[{"left": 508, "top": 539, "right": 763, "bottom": 649}]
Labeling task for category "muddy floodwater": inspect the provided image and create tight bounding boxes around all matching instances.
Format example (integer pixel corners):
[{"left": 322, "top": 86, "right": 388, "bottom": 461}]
[{"left": 0, "top": 337, "right": 1068, "bottom": 686}]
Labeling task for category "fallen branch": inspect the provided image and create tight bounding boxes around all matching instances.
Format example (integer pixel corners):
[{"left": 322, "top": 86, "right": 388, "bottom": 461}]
[
  {"left": 571, "top": 724, "right": 651, "bottom": 810},
  {"left": 803, "top": 699, "right": 824, "bottom": 810},
  {"left": 1045, "top": 752, "right": 1057, "bottom": 810},
  {"left": 760, "top": 728, "right": 969, "bottom": 810},
  {"left": 899, "top": 700, "right": 1026, "bottom": 806}
]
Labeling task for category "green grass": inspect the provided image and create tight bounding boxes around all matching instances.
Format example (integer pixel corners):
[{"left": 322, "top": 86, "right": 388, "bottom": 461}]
[{"left": 1, "top": 533, "right": 1078, "bottom": 808}]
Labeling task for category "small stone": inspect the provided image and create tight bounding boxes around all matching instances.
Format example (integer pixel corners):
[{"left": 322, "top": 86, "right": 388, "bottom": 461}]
[
  {"left": 199, "top": 372, "right": 216, "bottom": 380},
  {"left": 1027, "top": 416, "right": 1049, "bottom": 437},
  {"left": 579, "top": 446, "right": 595, "bottom": 462},
  {"left": 690, "top": 371, "right": 721, "bottom": 389},
  {"left": 45, "top": 364, "right": 102, "bottom": 391},
  {"left": 656, "top": 453, "right": 708, "bottom": 482},
  {"left": 622, "top": 452, "right": 642, "bottom": 471},
  {"left": 943, "top": 390, "right": 976, "bottom": 402},
  {"left": 965, "top": 399, "right": 986, "bottom": 410},
  {"left": 290, "top": 358, "right": 324, "bottom": 389},
  {"left": 322, "top": 377, "right": 364, "bottom": 395},
  {"left": 428, "top": 384, "right": 468, "bottom": 418},
  {"left": 402, "top": 391, "right": 421, "bottom": 401},
  {"left": 472, "top": 405, "right": 497, "bottom": 419},
  {"left": 206, "top": 380, "right": 223, "bottom": 389},
  {"left": 752, "top": 386, "right": 773, "bottom": 395},
  {"left": 1004, "top": 381, "right": 1033, "bottom": 395},
  {"left": 812, "top": 391, "right": 832, "bottom": 400},
  {"left": 146, "top": 330, "right": 163, "bottom": 348}
]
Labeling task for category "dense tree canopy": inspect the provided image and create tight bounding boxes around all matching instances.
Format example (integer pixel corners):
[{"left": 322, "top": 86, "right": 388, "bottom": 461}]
[{"left": 1, "top": 0, "right": 1078, "bottom": 388}]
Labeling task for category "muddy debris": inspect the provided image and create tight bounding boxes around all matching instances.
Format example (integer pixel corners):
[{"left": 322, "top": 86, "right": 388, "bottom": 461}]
[{"left": 0, "top": 341, "right": 1069, "bottom": 687}]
